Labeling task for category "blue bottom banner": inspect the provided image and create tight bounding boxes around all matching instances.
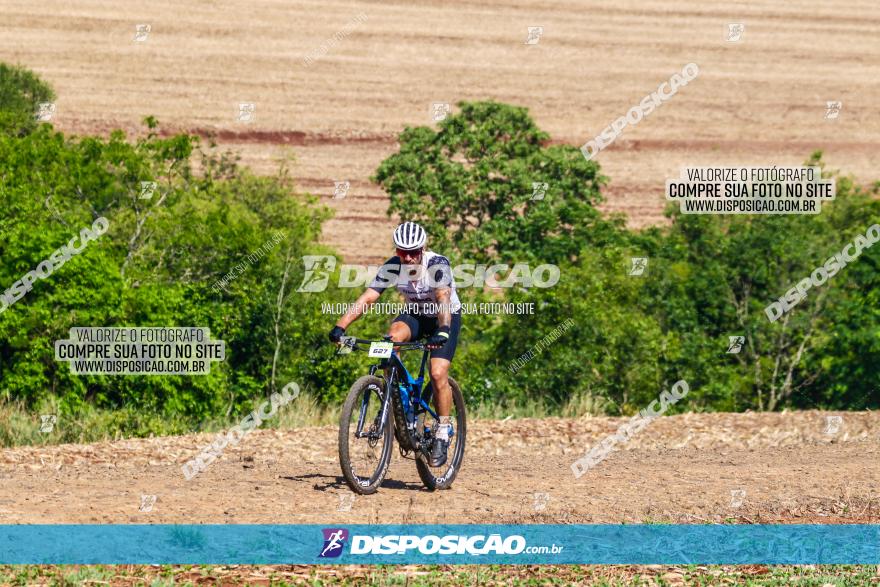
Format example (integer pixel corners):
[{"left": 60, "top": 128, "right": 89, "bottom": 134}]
[{"left": 1, "top": 524, "right": 878, "bottom": 564}]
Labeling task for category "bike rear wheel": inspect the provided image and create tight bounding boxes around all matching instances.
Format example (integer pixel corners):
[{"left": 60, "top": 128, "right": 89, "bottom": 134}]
[
  {"left": 338, "top": 375, "right": 393, "bottom": 495},
  {"left": 415, "top": 376, "right": 466, "bottom": 490}
]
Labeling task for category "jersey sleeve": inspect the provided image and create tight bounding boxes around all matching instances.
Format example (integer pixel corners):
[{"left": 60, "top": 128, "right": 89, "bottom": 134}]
[
  {"left": 368, "top": 256, "right": 401, "bottom": 294},
  {"left": 426, "top": 255, "right": 454, "bottom": 289}
]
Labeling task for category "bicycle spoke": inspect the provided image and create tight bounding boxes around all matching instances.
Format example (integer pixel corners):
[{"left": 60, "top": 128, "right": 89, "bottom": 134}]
[{"left": 346, "top": 384, "right": 387, "bottom": 482}]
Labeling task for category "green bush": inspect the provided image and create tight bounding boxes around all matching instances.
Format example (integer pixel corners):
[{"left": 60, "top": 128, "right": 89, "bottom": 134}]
[
  {"left": 0, "top": 112, "right": 349, "bottom": 433},
  {"left": 0, "top": 63, "right": 55, "bottom": 136}
]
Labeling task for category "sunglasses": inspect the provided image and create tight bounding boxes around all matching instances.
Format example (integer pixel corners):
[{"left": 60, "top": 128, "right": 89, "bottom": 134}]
[{"left": 396, "top": 248, "right": 423, "bottom": 256}]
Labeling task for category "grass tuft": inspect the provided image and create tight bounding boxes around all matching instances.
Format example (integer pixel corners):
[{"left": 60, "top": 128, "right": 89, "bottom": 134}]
[{"left": 1, "top": 390, "right": 611, "bottom": 448}]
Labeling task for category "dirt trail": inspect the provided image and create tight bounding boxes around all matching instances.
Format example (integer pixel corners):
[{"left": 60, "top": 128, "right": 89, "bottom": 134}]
[{"left": 2, "top": 411, "right": 877, "bottom": 525}]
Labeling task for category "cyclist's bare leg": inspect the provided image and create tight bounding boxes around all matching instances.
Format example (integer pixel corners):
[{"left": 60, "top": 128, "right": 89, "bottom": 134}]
[
  {"left": 388, "top": 321, "right": 411, "bottom": 344},
  {"left": 429, "top": 358, "right": 451, "bottom": 417}
]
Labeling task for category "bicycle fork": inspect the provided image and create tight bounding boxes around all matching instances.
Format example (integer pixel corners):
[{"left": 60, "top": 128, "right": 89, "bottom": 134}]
[{"left": 354, "top": 377, "right": 393, "bottom": 444}]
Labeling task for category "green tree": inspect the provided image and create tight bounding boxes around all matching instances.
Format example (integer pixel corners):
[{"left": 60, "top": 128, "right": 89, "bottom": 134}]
[
  {"left": 374, "top": 101, "right": 625, "bottom": 265},
  {"left": 375, "top": 99, "right": 880, "bottom": 413},
  {"left": 0, "top": 63, "right": 56, "bottom": 136},
  {"left": 636, "top": 153, "right": 880, "bottom": 411},
  {"left": 0, "top": 113, "right": 344, "bottom": 428}
]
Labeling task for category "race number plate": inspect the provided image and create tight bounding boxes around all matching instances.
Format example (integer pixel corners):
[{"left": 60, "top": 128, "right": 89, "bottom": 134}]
[{"left": 368, "top": 341, "right": 393, "bottom": 358}]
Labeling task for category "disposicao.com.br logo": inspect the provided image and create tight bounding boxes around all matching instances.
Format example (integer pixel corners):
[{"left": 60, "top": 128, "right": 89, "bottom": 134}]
[
  {"left": 318, "top": 528, "right": 563, "bottom": 557},
  {"left": 296, "top": 256, "right": 560, "bottom": 292},
  {"left": 318, "top": 528, "right": 349, "bottom": 558}
]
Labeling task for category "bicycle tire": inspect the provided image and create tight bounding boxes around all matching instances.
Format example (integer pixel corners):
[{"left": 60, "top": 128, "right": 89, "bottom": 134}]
[
  {"left": 415, "top": 376, "right": 467, "bottom": 490},
  {"left": 338, "top": 375, "right": 394, "bottom": 495}
]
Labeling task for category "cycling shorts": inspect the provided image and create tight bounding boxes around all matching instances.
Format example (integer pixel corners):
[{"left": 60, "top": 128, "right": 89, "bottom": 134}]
[{"left": 392, "top": 312, "right": 461, "bottom": 362}]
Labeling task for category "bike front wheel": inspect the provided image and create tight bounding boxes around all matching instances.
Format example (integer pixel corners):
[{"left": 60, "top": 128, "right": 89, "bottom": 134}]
[{"left": 338, "top": 375, "right": 393, "bottom": 495}]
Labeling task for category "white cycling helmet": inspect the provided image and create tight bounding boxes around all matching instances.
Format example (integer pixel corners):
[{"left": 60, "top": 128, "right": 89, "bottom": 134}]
[{"left": 393, "top": 221, "right": 427, "bottom": 251}]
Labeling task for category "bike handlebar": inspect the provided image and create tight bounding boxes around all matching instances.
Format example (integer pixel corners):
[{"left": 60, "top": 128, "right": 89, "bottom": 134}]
[{"left": 338, "top": 336, "right": 426, "bottom": 352}]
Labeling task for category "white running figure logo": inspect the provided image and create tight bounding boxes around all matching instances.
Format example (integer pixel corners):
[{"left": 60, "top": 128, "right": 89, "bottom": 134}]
[{"left": 321, "top": 529, "right": 346, "bottom": 557}]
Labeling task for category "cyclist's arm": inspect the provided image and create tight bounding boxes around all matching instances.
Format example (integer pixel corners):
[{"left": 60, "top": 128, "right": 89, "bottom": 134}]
[
  {"left": 427, "top": 255, "right": 453, "bottom": 329},
  {"left": 335, "top": 288, "right": 380, "bottom": 330},
  {"left": 336, "top": 256, "right": 398, "bottom": 329},
  {"left": 435, "top": 287, "right": 452, "bottom": 330}
]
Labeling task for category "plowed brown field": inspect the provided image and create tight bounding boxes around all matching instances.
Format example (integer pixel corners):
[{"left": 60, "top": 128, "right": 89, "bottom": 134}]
[{"left": 2, "top": 0, "right": 879, "bottom": 262}]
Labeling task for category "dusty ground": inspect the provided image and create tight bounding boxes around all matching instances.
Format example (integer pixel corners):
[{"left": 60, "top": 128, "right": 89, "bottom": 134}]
[
  {"left": 3, "top": 562, "right": 879, "bottom": 586},
  {"left": 3, "top": 0, "right": 880, "bottom": 262},
  {"left": 1, "top": 411, "right": 878, "bottom": 525}
]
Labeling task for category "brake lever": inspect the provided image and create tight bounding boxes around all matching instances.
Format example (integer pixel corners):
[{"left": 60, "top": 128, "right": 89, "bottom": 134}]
[{"left": 336, "top": 335, "right": 357, "bottom": 355}]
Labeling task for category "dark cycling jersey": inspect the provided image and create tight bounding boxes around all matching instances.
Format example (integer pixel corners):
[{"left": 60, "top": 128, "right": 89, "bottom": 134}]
[{"left": 368, "top": 250, "right": 462, "bottom": 316}]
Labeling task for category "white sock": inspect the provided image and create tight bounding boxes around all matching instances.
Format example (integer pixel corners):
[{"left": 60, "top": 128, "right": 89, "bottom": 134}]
[{"left": 435, "top": 417, "right": 451, "bottom": 440}]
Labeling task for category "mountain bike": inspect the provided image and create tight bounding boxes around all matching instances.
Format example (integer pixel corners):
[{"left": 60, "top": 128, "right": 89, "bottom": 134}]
[{"left": 335, "top": 335, "right": 466, "bottom": 494}]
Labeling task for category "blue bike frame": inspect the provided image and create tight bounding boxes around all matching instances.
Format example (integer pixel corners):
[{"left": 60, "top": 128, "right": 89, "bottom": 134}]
[
  {"left": 347, "top": 335, "right": 452, "bottom": 452},
  {"left": 388, "top": 348, "right": 438, "bottom": 424}
]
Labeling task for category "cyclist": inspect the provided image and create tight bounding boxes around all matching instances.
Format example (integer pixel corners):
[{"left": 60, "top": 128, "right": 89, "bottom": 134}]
[{"left": 329, "top": 221, "right": 461, "bottom": 467}]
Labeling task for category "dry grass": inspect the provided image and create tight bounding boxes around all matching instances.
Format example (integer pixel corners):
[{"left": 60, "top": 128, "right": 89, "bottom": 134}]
[{"left": 0, "top": 391, "right": 611, "bottom": 448}]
